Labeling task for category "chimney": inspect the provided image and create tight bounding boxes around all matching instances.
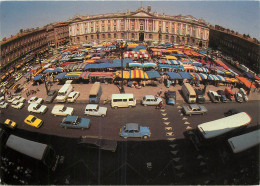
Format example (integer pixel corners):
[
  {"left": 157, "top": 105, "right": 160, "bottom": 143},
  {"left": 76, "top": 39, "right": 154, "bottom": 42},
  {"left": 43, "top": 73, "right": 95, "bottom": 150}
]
[{"left": 147, "top": 5, "right": 151, "bottom": 12}]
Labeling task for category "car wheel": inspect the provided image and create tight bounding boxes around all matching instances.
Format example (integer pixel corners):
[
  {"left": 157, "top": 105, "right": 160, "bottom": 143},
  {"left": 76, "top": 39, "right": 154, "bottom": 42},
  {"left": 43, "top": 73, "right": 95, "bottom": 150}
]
[
  {"left": 143, "top": 136, "right": 148, "bottom": 139},
  {"left": 101, "top": 114, "right": 105, "bottom": 117}
]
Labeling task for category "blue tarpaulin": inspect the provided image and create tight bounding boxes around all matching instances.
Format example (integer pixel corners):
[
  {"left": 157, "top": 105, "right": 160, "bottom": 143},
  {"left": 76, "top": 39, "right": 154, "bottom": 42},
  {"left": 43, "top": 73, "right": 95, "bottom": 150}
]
[
  {"left": 143, "top": 63, "right": 157, "bottom": 68},
  {"left": 54, "top": 72, "right": 67, "bottom": 80},
  {"left": 32, "top": 75, "right": 43, "bottom": 81},
  {"left": 146, "top": 71, "right": 161, "bottom": 79},
  {"left": 167, "top": 72, "right": 182, "bottom": 80},
  {"left": 178, "top": 71, "right": 193, "bottom": 79}
]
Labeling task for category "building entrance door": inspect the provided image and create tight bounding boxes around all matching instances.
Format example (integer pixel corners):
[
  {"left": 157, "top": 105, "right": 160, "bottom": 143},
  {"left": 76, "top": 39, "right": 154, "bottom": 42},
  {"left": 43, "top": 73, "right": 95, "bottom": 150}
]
[{"left": 139, "top": 33, "right": 144, "bottom": 41}]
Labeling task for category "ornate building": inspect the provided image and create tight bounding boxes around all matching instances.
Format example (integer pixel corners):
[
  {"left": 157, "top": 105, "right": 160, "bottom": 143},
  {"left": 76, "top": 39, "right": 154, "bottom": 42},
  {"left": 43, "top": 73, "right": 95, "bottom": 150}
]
[
  {"left": 209, "top": 25, "right": 260, "bottom": 73},
  {"left": 68, "top": 6, "right": 209, "bottom": 47},
  {"left": 46, "top": 21, "right": 69, "bottom": 48}
]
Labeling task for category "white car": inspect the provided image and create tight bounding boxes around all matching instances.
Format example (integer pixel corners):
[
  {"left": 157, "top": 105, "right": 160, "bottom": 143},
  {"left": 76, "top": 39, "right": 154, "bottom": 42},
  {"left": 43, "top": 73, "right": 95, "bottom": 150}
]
[
  {"left": 141, "top": 95, "right": 163, "bottom": 106},
  {"left": 0, "top": 96, "right": 4, "bottom": 102},
  {"left": 28, "top": 96, "right": 43, "bottom": 104},
  {"left": 11, "top": 100, "right": 24, "bottom": 109},
  {"left": 84, "top": 104, "right": 107, "bottom": 117},
  {"left": 0, "top": 101, "right": 8, "bottom": 109},
  {"left": 67, "top": 91, "right": 80, "bottom": 102},
  {"left": 7, "top": 95, "right": 20, "bottom": 103},
  {"left": 28, "top": 103, "right": 48, "bottom": 114},
  {"left": 15, "top": 73, "right": 23, "bottom": 81},
  {"left": 51, "top": 104, "right": 74, "bottom": 116},
  {"left": 14, "top": 96, "right": 26, "bottom": 103}
]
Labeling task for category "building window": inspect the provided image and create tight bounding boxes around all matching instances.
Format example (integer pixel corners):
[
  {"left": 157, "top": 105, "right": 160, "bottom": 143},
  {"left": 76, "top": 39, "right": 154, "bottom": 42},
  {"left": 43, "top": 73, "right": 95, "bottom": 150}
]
[
  {"left": 121, "top": 25, "right": 124, "bottom": 31},
  {"left": 159, "top": 21, "right": 161, "bottom": 24},
  {"left": 114, "top": 25, "right": 117, "bottom": 31},
  {"left": 102, "top": 26, "right": 105, "bottom": 32},
  {"left": 77, "top": 37, "right": 80, "bottom": 41},
  {"left": 91, "top": 27, "right": 94, "bottom": 32},
  {"left": 91, "top": 35, "right": 93, "bottom": 39},
  {"left": 166, "top": 27, "right": 169, "bottom": 33},
  {"left": 96, "top": 27, "right": 99, "bottom": 32},
  {"left": 140, "top": 24, "right": 144, "bottom": 31},
  {"left": 149, "top": 26, "right": 152, "bottom": 32},
  {"left": 85, "top": 28, "right": 88, "bottom": 33},
  {"left": 149, "top": 34, "right": 153, "bottom": 39},
  {"left": 114, "top": 33, "right": 117, "bottom": 38},
  {"left": 121, "top": 33, "right": 124, "bottom": 38},
  {"left": 102, "top": 34, "right": 105, "bottom": 39},
  {"left": 172, "top": 27, "right": 175, "bottom": 33},
  {"left": 108, "top": 26, "right": 111, "bottom": 31},
  {"left": 166, "top": 35, "right": 169, "bottom": 39},
  {"left": 85, "top": 36, "right": 88, "bottom": 40},
  {"left": 132, "top": 33, "right": 135, "bottom": 38},
  {"left": 102, "top": 20, "right": 104, "bottom": 23},
  {"left": 131, "top": 24, "right": 135, "bottom": 30},
  {"left": 108, "top": 33, "right": 111, "bottom": 38},
  {"left": 114, "top": 20, "right": 117, "bottom": 23},
  {"left": 108, "top": 20, "right": 110, "bottom": 23}
]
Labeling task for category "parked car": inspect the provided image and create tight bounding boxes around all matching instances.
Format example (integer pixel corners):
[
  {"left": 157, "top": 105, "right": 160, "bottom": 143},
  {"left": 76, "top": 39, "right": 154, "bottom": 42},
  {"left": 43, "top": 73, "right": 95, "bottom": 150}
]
[
  {"left": 84, "top": 104, "right": 107, "bottom": 117},
  {"left": 4, "top": 119, "right": 17, "bottom": 129},
  {"left": 7, "top": 95, "right": 23, "bottom": 103},
  {"left": 28, "top": 96, "right": 43, "bottom": 104},
  {"left": 45, "top": 89, "right": 58, "bottom": 103},
  {"left": 120, "top": 123, "right": 151, "bottom": 139},
  {"left": 14, "top": 96, "right": 26, "bottom": 103},
  {"left": 182, "top": 104, "right": 208, "bottom": 116},
  {"left": 217, "top": 90, "right": 227, "bottom": 103},
  {"left": 0, "top": 101, "right": 8, "bottom": 109},
  {"left": 239, "top": 88, "right": 248, "bottom": 102},
  {"left": 51, "top": 104, "right": 74, "bottom": 116},
  {"left": 165, "top": 91, "right": 176, "bottom": 105},
  {"left": 67, "top": 91, "right": 80, "bottom": 103},
  {"left": 24, "top": 115, "right": 43, "bottom": 128},
  {"left": 15, "top": 73, "right": 23, "bottom": 81},
  {"left": 28, "top": 103, "right": 48, "bottom": 114},
  {"left": 234, "top": 92, "right": 243, "bottom": 103},
  {"left": 142, "top": 95, "right": 162, "bottom": 106},
  {"left": 0, "top": 96, "right": 4, "bottom": 102},
  {"left": 60, "top": 115, "right": 90, "bottom": 130},
  {"left": 225, "top": 88, "right": 234, "bottom": 100},
  {"left": 11, "top": 100, "right": 24, "bottom": 109},
  {"left": 194, "top": 89, "right": 205, "bottom": 104},
  {"left": 208, "top": 90, "right": 220, "bottom": 103},
  {"left": 224, "top": 109, "right": 240, "bottom": 117}
]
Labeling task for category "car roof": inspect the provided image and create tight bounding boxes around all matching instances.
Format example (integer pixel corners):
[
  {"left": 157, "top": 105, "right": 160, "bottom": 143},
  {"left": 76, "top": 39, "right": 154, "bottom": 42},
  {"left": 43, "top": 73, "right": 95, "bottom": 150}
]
[
  {"left": 86, "top": 104, "right": 98, "bottom": 109},
  {"left": 168, "top": 91, "right": 176, "bottom": 95},
  {"left": 144, "top": 95, "right": 156, "bottom": 99},
  {"left": 190, "top": 104, "right": 200, "bottom": 109},
  {"left": 65, "top": 115, "right": 78, "bottom": 122},
  {"left": 125, "top": 123, "right": 139, "bottom": 130}
]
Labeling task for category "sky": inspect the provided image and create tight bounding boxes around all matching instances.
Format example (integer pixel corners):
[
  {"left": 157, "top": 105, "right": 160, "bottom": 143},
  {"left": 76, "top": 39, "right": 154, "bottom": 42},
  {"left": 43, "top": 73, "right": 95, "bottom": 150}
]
[{"left": 0, "top": 1, "right": 259, "bottom": 40}]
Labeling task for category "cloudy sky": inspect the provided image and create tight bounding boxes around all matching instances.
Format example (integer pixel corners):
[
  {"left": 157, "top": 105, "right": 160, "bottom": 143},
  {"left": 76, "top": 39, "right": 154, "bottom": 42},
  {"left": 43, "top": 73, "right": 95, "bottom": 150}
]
[{"left": 1, "top": 1, "right": 259, "bottom": 39}]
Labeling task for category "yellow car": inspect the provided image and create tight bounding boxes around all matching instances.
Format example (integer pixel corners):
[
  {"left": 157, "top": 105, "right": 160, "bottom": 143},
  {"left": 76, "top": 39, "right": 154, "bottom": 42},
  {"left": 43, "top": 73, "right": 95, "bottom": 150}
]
[
  {"left": 24, "top": 115, "right": 43, "bottom": 128},
  {"left": 4, "top": 119, "right": 17, "bottom": 129}
]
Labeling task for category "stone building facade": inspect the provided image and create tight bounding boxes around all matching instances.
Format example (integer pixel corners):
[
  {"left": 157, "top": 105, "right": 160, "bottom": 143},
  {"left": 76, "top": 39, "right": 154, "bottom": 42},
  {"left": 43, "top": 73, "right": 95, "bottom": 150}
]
[
  {"left": 0, "top": 28, "right": 48, "bottom": 71},
  {"left": 69, "top": 6, "right": 209, "bottom": 47},
  {"left": 209, "top": 26, "right": 260, "bottom": 73},
  {"left": 46, "top": 21, "right": 69, "bottom": 48}
]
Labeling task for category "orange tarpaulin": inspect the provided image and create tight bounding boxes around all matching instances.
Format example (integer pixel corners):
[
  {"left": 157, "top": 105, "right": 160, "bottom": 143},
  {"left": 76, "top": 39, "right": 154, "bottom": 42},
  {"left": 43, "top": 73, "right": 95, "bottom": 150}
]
[
  {"left": 236, "top": 76, "right": 256, "bottom": 89},
  {"left": 214, "top": 60, "right": 229, "bottom": 70}
]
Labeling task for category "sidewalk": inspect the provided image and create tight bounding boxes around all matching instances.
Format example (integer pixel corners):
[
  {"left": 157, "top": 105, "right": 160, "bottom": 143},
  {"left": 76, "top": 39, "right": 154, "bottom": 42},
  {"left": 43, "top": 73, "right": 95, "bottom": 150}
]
[{"left": 13, "top": 77, "right": 260, "bottom": 104}]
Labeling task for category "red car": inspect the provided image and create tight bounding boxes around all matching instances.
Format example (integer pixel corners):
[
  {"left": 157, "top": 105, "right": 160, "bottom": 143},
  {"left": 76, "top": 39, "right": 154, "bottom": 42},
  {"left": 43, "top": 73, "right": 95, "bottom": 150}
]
[{"left": 224, "top": 88, "right": 234, "bottom": 100}]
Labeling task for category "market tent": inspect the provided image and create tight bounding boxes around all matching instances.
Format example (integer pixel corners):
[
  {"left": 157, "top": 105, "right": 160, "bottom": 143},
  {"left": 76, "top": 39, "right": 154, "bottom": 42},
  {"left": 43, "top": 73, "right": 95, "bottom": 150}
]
[
  {"left": 193, "top": 66, "right": 209, "bottom": 73},
  {"left": 158, "top": 59, "right": 169, "bottom": 64},
  {"left": 64, "top": 72, "right": 82, "bottom": 79},
  {"left": 192, "top": 62, "right": 202, "bottom": 66},
  {"left": 115, "top": 71, "right": 130, "bottom": 79},
  {"left": 128, "top": 63, "right": 143, "bottom": 68},
  {"left": 32, "top": 75, "right": 43, "bottom": 81},
  {"left": 159, "top": 64, "right": 172, "bottom": 69},
  {"left": 43, "top": 68, "right": 54, "bottom": 74},
  {"left": 54, "top": 72, "right": 67, "bottom": 80},
  {"left": 225, "top": 77, "right": 240, "bottom": 83},
  {"left": 215, "top": 75, "right": 226, "bottom": 81},
  {"left": 168, "top": 60, "right": 182, "bottom": 65},
  {"left": 197, "top": 73, "right": 208, "bottom": 80},
  {"left": 167, "top": 72, "right": 182, "bottom": 80},
  {"left": 129, "top": 70, "right": 148, "bottom": 79},
  {"left": 208, "top": 74, "right": 219, "bottom": 81},
  {"left": 178, "top": 71, "right": 193, "bottom": 79},
  {"left": 74, "top": 63, "right": 87, "bottom": 70},
  {"left": 89, "top": 72, "right": 114, "bottom": 78},
  {"left": 244, "top": 72, "right": 254, "bottom": 79},
  {"left": 236, "top": 76, "right": 256, "bottom": 89},
  {"left": 53, "top": 67, "right": 63, "bottom": 72},
  {"left": 80, "top": 72, "right": 91, "bottom": 79},
  {"left": 143, "top": 63, "right": 157, "bottom": 68},
  {"left": 146, "top": 71, "right": 161, "bottom": 79},
  {"left": 165, "top": 55, "right": 177, "bottom": 60},
  {"left": 183, "top": 65, "right": 195, "bottom": 72},
  {"left": 190, "top": 73, "right": 202, "bottom": 81},
  {"left": 214, "top": 60, "right": 229, "bottom": 70}
]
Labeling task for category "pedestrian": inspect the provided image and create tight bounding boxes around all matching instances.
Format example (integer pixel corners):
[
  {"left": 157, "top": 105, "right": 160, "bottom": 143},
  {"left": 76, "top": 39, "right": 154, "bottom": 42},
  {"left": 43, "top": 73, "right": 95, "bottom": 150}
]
[{"left": 159, "top": 88, "right": 163, "bottom": 96}]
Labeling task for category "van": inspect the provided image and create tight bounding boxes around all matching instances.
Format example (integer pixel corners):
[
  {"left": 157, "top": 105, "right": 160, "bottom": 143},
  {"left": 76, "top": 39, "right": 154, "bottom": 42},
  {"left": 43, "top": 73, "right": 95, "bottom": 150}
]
[
  {"left": 89, "top": 82, "right": 102, "bottom": 103},
  {"left": 111, "top": 94, "right": 136, "bottom": 108},
  {"left": 5, "top": 134, "right": 63, "bottom": 171},
  {"left": 56, "top": 84, "right": 73, "bottom": 102},
  {"left": 182, "top": 83, "right": 196, "bottom": 103}
]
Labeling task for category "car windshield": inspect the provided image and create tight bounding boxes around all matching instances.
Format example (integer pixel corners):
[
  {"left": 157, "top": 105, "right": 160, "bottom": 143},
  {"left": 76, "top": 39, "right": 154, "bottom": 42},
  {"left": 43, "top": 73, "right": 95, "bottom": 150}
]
[
  {"left": 35, "top": 104, "right": 40, "bottom": 109},
  {"left": 31, "top": 117, "right": 36, "bottom": 122}
]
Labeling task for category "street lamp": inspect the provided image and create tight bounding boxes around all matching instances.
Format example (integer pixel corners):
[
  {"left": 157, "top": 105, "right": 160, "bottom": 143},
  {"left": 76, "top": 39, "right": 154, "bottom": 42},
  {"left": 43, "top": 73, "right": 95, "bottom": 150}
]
[
  {"left": 38, "top": 52, "right": 51, "bottom": 95},
  {"left": 203, "top": 50, "right": 213, "bottom": 95},
  {"left": 116, "top": 41, "right": 128, "bottom": 93}
]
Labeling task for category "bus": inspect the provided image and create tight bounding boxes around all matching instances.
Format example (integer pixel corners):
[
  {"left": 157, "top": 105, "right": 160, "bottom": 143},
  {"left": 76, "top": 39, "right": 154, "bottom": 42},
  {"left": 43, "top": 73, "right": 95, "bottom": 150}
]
[
  {"left": 186, "top": 112, "right": 252, "bottom": 150},
  {"left": 5, "top": 134, "right": 63, "bottom": 171},
  {"left": 182, "top": 83, "right": 196, "bottom": 103}
]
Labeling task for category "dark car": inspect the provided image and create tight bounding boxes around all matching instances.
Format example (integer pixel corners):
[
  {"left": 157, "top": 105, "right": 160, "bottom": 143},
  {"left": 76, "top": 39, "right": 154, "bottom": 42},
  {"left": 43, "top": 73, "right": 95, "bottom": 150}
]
[
  {"left": 165, "top": 90, "right": 176, "bottom": 105},
  {"left": 78, "top": 136, "right": 117, "bottom": 152},
  {"left": 45, "top": 89, "right": 58, "bottom": 103},
  {"left": 60, "top": 115, "right": 90, "bottom": 130},
  {"left": 194, "top": 89, "right": 205, "bottom": 104},
  {"left": 217, "top": 90, "right": 227, "bottom": 103},
  {"left": 224, "top": 109, "right": 240, "bottom": 117}
]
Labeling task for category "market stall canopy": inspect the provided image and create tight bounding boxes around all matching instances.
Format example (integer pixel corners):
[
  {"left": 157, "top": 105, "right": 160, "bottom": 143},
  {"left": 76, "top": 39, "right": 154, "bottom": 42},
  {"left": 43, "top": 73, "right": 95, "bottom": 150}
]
[
  {"left": 197, "top": 73, "right": 208, "bottom": 80},
  {"left": 168, "top": 60, "right": 182, "bottom": 65},
  {"left": 236, "top": 76, "right": 256, "bottom": 89},
  {"left": 89, "top": 72, "right": 114, "bottom": 78},
  {"left": 80, "top": 72, "right": 91, "bottom": 79},
  {"left": 129, "top": 70, "right": 148, "bottom": 79},
  {"left": 53, "top": 67, "right": 63, "bottom": 72},
  {"left": 167, "top": 72, "right": 182, "bottom": 80},
  {"left": 43, "top": 68, "right": 54, "bottom": 74},
  {"left": 115, "top": 71, "right": 130, "bottom": 79},
  {"left": 32, "top": 75, "right": 43, "bottom": 81},
  {"left": 190, "top": 73, "right": 202, "bottom": 81},
  {"left": 165, "top": 55, "right": 177, "bottom": 60},
  {"left": 178, "top": 71, "right": 193, "bottom": 79},
  {"left": 146, "top": 71, "right": 161, "bottom": 79},
  {"left": 54, "top": 72, "right": 67, "bottom": 80},
  {"left": 64, "top": 72, "right": 82, "bottom": 79},
  {"left": 143, "top": 63, "right": 157, "bottom": 68},
  {"left": 193, "top": 66, "right": 209, "bottom": 73}
]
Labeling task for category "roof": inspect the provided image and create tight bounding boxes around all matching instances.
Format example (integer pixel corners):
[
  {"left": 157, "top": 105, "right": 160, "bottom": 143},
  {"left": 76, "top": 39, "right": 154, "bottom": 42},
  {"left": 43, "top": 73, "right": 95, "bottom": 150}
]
[
  {"left": 167, "top": 72, "right": 182, "bottom": 80},
  {"left": 146, "top": 71, "right": 161, "bottom": 79},
  {"left": 86, "top": 104, "right": 98, "bottom": 109},
  {"left": 65, "top": 115, "right": 78, "bottom": 122},
  {"left": 144, "top": 95, "right": 156, "bottom": 99},
  {"left": 125, "top": 123, "right": 139, "bottom": 131},
  {"left": 112, "top": 94, "right": 134, "bottom": 99},
  {"left": 190, "top": 104, "right": 200, "bottom": 109}
]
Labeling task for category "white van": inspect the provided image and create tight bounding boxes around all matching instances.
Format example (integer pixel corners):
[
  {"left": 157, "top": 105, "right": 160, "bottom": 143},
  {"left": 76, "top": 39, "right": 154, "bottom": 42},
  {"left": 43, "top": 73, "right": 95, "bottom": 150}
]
[
  {"left": 56, "top": 84, "right": 73, "bottom": 102},
  {"left": 111, "top": 94, "right": 136, "bottom": 108},
  {"left": 182, "top": 83, "right": 196, "bottom": 103}
]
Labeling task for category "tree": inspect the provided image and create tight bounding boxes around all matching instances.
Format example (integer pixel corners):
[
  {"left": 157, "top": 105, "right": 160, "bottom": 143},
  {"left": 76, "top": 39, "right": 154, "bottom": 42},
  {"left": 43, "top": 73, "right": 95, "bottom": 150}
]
[{"left": 19, "top": 29, "right": 24, "bottom": 33}]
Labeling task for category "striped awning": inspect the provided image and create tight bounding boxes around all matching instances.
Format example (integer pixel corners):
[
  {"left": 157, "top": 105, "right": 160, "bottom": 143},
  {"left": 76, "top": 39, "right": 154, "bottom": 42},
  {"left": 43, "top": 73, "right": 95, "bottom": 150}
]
[
  {"left": 89, "top": 72, "right": 114, "bottom": 78},
  {"left": 190, "top": 73, "right": 202, "bottom": 81},
  {"left": 168, "top": 60, "right": 182, "bottom": 65},
  {"left": 129, "top": 70, "right": 148, "bottom": 79},
  {"left": 215, "top": 75, "right": 226, "bottom": 81},
  {"left": 80, "top": 72, "right": 91, "bottom": 79},
  {"left": 64, "top": 71, "right": 82, "bottom": 79},
  {"left": 198, "top": 73, "right": 208, "bottom": 80},
  {"left": 128, "top": 63, "right": 143, "bottom": 67}
]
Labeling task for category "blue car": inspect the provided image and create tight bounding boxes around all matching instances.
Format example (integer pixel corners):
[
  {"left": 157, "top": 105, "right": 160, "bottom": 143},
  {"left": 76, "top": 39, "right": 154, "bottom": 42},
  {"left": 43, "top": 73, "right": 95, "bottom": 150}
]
[
  {"left": 60, "top": 115, "right": 90, "bottom": 130},
  {"left": 120, "top": 123, "right": 151, "bottom": 139}
]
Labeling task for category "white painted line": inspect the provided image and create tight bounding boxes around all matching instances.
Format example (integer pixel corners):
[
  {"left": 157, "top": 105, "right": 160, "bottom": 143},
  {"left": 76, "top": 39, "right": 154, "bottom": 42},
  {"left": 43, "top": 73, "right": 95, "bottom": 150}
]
[
  {"left": 171, "top": 150, "right": 178, "bottom": 155},
  {"left": 165, "top": 127, "right": 172, "bottom": 131},
  {"left": 174, "top": 165, "right": 183, "bottom": 170},
  {"left": 167, "top": 138, "right": 176, "bottom": 141},
  {"left": 172, "top": 158, "right": 181, "bottom": 162},
  {"left": 161, "top": 113, "right": 167, "bottom": 116},
  {"left": 182, "top": 117, "right": 188, "bottom": 120},
  {"left": 170, "top": 144, "right": 177, "bottom": 148},
  {"left": 186, "top": 126, "right": 192, "bottom": 130},
  {"left": 184, "top": 121, "right": 190, "bottom": 125},
  {"left": 166, "top": 132, "right": 174, "bottom": 136},
  {"left": 164, "top": 122, "right": 170, "bottom": 125},
  {"left": 162, "top": 118, "right": 168, "bottom": 120}
]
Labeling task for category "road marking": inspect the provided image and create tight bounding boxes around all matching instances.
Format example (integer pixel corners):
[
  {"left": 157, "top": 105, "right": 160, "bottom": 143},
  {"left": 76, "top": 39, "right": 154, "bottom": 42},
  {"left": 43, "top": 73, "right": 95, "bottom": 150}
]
[
  {"left": 167, "top": 138, "right": 176, "bottom": 141},
  {"left": 164, "top": 122, "right": 170, "bottom": 125},
  {"left": 173, "top": 158, "right": 181, "bottom": 162},
  {"left": 166, "top": 132, "right": 174, "bottom": 136},
  {"left": 186, "top": 126, "right": 192, "bottom": 130},
  {"left": 184, "top": 121, "right": 190, "bottom": 125},
  {"left": 161, "top": 113, "right": 167, "bottom": 116},
  {"left": 180, "top": 113, "right": 183, "bottom": 116},
  {"left": 178, "top": 110, "right": 181, "bottom": 112},
  {"left": 160, "top": 109, "right": 166, "bottom": 112},
  {"left": 170, "top": 144, "right": 177, "bottom": 148},
  {"left": 162, "top": 118, "right": 168, "bottom": 120},
  {"left": 165, "top": 127, "right": 172, "bottom": 130},
  {"left": 171, "top": 150, "right": 178, "bottom": 155},
  {"left": 177, "top": 106, "right": 182, "bottom": 109},
  {"left": 182, "top": 117, "right": 188, "bottom": 120},
  {"left": 174, "top": 165, "right": 183, "bottom": 170}
]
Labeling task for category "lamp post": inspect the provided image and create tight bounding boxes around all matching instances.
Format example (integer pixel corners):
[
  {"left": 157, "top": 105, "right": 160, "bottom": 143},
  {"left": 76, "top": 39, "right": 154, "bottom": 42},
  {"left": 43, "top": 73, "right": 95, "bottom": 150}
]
[
  {"left": 203, "top": 50, "right": 213, "bottom": 95},
  {"left": 158, "top": 30, "right": 162, "bottom": 44},
  {"left": 37, "top": 52, "right": 50, "bottom": 95}
]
